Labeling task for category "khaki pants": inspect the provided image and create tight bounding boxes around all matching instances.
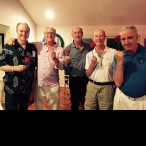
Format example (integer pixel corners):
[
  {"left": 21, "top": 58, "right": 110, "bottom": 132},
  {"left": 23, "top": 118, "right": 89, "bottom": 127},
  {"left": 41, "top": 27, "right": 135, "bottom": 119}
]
[{"left": 85, "top": 81, "right": 115, "bottom": 110}]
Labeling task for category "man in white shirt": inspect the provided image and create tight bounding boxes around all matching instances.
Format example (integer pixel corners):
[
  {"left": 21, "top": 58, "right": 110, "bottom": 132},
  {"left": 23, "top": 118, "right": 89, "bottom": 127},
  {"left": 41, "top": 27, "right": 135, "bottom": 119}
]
[{"left": 85, "top": 29, "right": 116, "bottom": 110}]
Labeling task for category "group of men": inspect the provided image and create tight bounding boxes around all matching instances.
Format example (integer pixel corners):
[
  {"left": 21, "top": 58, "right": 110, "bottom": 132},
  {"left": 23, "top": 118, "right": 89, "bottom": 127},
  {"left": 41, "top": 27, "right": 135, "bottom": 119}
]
[{"left": 0, "top": 23, "right": 146, "bottom": 110}]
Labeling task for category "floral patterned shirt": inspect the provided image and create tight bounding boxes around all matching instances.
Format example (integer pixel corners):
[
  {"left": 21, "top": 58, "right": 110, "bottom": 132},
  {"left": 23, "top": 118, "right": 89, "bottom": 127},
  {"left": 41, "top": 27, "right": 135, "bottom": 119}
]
[{"left": 0, "top": 39, "right": 37, "bottom": 94}]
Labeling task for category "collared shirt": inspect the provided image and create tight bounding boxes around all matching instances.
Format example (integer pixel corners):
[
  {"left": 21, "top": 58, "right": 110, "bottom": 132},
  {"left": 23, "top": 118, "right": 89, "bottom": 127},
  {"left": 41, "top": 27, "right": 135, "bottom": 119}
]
[
  {"left": 0, "top": 39, "right": 37, "bottom": 94},
  {"left": 64, "top": 41, "right": 91, "bottom": 77},
  {"left": 34, "top": 42, "right": 64, "bottom": 87},
  {"left": 85, "top": 46, "right": 115, "bottom": 82},
  {"left": 113, "top": 44, "right": 146, "bottom": 98}
]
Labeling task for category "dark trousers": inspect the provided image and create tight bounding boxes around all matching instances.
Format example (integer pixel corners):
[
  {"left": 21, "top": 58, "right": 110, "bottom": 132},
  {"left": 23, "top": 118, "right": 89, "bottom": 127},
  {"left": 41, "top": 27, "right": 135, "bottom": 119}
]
[
  {"left": 5, "top": 91, "right": 31, "bottom": 110},
  {"left": 69, "top": 76, "right": 89, "bottom": 110}
]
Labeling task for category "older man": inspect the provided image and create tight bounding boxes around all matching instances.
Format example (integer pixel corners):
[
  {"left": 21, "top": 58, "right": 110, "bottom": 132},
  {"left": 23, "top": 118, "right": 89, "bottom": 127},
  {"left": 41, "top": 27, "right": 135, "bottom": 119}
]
[
  {"left": 113, "top": 25, "right": 146, "bottom": 110},
  {"left": 0, "top": 23, "right": 37, "bottom": 110},
  {"left": 85, "top": 29, "right": 115, "bottom": 110},
  {"left": 34, "top": 26, "right": 64, "bottom": 110},
  {"left": 63, "top": 26, "right": 91, "bottom": 110}
]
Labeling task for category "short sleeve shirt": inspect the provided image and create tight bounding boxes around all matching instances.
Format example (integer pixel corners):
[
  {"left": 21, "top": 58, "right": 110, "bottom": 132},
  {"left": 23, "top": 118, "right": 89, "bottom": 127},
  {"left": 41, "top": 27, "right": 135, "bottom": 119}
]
[
  {"left": 0, "top": 39, "right": 37, "bottom": 94},
  {"left": 85, "top": 47, "right": 115, "bottom": 82},
  {"left": 113, "top": 44, "right": 146, "bottom": 97},
  {"left": 64, "top": 41, "right": 91, "bottom": 77}
]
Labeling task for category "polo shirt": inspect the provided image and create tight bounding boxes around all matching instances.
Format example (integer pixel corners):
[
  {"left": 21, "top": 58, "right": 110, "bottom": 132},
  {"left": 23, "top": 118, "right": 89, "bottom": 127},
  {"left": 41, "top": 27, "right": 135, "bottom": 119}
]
[
  {"left": 114, "top": 44, "right": 146, "bottom": 98},
  {"left": 85, "top": 47, "right": 115, "bottom": 82}
]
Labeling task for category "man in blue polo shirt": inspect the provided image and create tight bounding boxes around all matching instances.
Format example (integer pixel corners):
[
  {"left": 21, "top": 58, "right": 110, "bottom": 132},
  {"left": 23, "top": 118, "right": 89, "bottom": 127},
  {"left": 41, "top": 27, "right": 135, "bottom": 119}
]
[{"left": 113, "top": 25, "right": 146, "bottom": 110}]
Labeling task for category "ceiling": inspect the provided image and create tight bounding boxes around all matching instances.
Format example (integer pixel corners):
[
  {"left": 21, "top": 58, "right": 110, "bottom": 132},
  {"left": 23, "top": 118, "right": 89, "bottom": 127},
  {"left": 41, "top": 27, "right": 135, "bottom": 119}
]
[{"left": 19, "top": 0, "right": 146, "bottom": 26}]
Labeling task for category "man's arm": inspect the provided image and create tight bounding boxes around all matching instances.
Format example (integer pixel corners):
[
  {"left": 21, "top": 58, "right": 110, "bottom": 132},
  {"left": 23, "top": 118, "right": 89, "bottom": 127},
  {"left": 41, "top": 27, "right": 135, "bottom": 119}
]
[
  {"left": 0, "top": 65, "right": 26, "bottom": 72},
  {"left": 85, "top": 54, "right": 97, "bottom": 77},
  {"left": 113, "top": 51, "right": 124, "bottom": 87}
]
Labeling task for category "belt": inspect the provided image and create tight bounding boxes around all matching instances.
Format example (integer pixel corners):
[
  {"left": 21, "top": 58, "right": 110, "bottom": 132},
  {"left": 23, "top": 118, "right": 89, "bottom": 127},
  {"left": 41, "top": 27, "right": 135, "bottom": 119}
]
[{"left": 89, "top": 79, "right": 115, "bottom": 86}]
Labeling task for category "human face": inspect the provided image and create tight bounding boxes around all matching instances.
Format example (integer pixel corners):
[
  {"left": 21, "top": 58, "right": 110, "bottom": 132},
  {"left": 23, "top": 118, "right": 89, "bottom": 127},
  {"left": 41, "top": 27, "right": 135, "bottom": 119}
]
[
  {"left": 16, "top": 24, "right": 30, "bottom": 42},
  {"left": 120, "top": 29, "right": 138, "bottom": 53},
  {"left": 44, "top": 28, "right": 55, "bottom": 43},
  {"left": 93, "top": 30, "right": 106, "bottom": 47},
  {"left": 72, "top": 27, "right": 83, "bottom": 43}
]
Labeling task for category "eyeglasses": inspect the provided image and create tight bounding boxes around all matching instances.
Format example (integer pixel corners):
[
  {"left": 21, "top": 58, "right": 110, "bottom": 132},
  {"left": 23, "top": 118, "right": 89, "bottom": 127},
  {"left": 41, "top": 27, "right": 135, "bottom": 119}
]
[{"left": 45, "top": 32, "right": 55, "bottom": 35}]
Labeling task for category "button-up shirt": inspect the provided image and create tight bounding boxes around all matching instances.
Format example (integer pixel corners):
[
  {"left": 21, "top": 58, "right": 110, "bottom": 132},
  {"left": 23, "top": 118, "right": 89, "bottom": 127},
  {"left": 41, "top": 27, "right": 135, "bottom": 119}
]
[
  {"left": 34, "top": 42, "right": 64, "bottom": 87},
  {"left": 0, "top": 39, "right": 37, "bottom": 94},
  {"left": 64, "top": 41, "right": 91, "bottom": 77}
]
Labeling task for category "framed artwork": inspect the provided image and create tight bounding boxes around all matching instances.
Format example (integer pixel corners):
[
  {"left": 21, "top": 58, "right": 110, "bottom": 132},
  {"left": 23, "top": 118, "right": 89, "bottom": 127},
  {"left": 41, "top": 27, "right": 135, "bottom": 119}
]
[
  {"left": 83, "top": 37, "right": 124, "bottom": 51},
  {"left": 0, "top": 33, "right": 4, "bottom": 52},
  {"left": 107, "top": 37, "right": 124, "bottom": 51},
  {"left": 83, "top": 38, "right": 93, "bottom": 44}
]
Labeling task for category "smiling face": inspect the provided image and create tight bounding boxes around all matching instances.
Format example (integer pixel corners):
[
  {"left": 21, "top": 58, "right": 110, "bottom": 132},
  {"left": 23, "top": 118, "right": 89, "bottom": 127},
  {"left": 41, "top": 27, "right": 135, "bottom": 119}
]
[
  {"left": 44, "top": 26, "right": 56, "bottom": 45},
  {"left": 120, "top": 28, "right": 138, "bottom": 54},
  {"left": 71, "top": 27, "right": 83, "bottom": 43},
  {"left": 93, "top": 29, "right": 106, "bottom": 47},
  {"left": 16, "top": 23, "right": 30, "bottom": 42}
]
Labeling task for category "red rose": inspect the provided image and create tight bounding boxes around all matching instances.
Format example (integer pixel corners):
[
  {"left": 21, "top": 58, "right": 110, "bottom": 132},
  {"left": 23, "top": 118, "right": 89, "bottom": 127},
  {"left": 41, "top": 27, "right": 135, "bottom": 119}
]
[
  {"left": 65, "top": 49, "right": 70, "bottom": 55},
  {"left": 114, "top": 35, "right": 121, "bottom": 42},
  {"left": 25, "top": 57, "right": 31, "bottom": 63},
  {"left": 47, "top": 41, "right": 54, "bottom": 46},
  {"left": 90, "top": 41, "right": 96, "bottom": 48}
]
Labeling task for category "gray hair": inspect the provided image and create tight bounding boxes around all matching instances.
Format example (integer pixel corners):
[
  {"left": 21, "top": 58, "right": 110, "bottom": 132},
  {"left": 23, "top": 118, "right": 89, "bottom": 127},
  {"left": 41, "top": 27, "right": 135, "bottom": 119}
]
[
  {"left": 72, "top": 26, "right": 83, "bottom": 33},
  {"left": 119, "top": 25, "right": 138, "bottom": 35},
  {"left": 44, "top": 25, "right": 56, "bottom": 34},
  {"left": 16, "top": 23, "right": 30, "bottom": 31}
]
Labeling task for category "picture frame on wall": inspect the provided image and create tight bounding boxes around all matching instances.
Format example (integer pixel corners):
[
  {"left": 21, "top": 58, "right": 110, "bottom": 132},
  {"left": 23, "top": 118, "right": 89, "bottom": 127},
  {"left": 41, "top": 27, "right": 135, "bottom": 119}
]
[{"left": 0, "top": 33, "right": 4, "bottom": 52}]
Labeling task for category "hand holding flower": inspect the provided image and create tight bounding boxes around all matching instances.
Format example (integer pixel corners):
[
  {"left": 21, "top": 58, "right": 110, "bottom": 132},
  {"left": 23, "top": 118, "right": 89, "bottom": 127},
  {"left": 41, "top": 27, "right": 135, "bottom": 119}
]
[
  {"left": 49, "top": 49, "right": 56, "bottom": 59},
  {"left": 63, "top": 56, "right": 71, "bottom": 64},
  {"left": 14, "top": 65, "right": 26, "bottom": 72}
]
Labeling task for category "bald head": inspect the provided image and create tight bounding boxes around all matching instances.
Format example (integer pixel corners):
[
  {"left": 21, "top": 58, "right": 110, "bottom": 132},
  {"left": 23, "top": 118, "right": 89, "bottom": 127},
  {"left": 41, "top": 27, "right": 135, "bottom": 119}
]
[{"left": 93, "top": 29, "right": 106, "bottom": 37}]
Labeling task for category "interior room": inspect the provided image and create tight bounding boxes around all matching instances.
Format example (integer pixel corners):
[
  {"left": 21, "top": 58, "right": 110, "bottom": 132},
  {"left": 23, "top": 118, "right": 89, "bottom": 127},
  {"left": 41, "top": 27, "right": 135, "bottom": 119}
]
[{"left": 0, "top": 0, "right": 146, "bottom": 110}]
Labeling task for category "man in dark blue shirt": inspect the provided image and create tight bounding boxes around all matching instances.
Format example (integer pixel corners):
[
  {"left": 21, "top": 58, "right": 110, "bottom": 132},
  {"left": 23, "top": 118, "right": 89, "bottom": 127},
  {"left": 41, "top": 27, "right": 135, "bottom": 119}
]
[
  {"left": 113, "top": 25, "right": 146, "bottom": 110},
  {"left": 0, "top": 23, "right": 37, "bottom": 110}
]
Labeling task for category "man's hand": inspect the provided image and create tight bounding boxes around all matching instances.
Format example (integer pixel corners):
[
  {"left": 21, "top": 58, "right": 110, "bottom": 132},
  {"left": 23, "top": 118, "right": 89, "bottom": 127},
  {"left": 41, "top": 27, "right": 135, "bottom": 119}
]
[
  {"left": 7, "top": 38, "right": 15, "bottom": 45},
  {"left": 115, "top": 51, "right": 124, "bottom": 64},
  {"left": 49, "top": 50, "right": 56, "bottom": 59},
  {"left": 63, "top": 56, "right": 71, "bottom": 64},
  {"left": 91, "top": 56, "right": 97, "bottom": 67},
  {"left": 14, "top": 65, "right": 27, "bottom": 72}
]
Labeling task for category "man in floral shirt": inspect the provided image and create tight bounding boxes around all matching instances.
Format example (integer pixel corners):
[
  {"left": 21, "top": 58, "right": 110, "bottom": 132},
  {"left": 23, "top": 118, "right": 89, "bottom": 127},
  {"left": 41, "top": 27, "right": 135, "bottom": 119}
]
[{"left": 0, "top": 23, "right": 37, "bottom": 110}]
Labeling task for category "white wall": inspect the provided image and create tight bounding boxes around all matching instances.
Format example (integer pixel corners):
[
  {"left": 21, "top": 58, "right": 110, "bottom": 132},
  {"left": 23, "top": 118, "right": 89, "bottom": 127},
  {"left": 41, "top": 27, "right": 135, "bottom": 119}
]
[
  {"left": 0, "top": 0, "right": 37, "bottom": 80},
  {"left": 0, "top": 0, "right": 37, "bottom": 42},
  {"left": 37, "top": 25, "right": 146, "bottom": 86}
]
